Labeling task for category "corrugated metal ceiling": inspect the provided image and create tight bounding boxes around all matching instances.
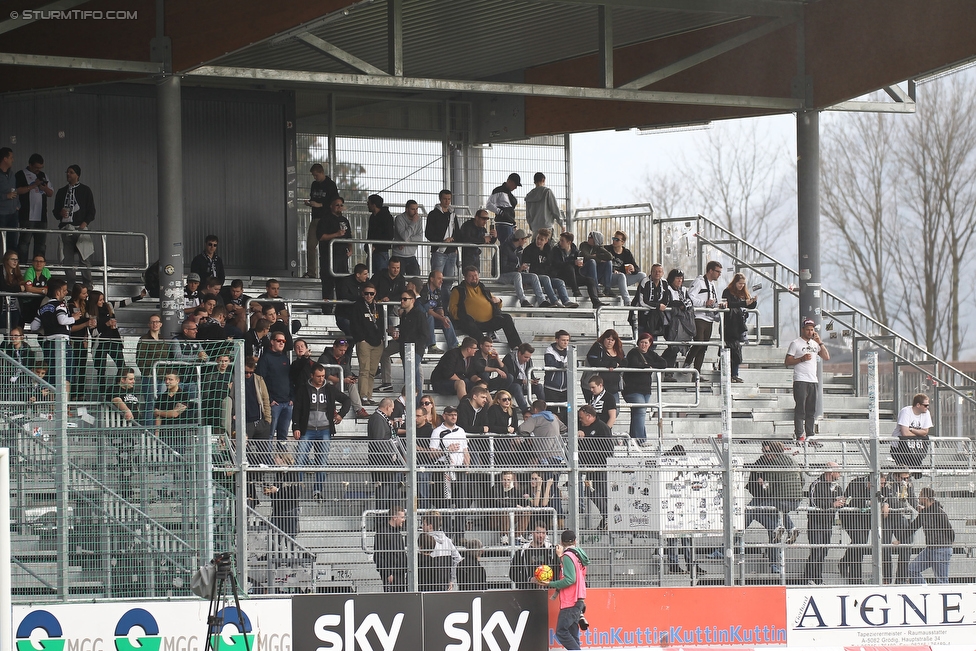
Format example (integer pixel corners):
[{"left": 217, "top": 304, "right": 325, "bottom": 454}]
[{"left": 211, "top": 0, "right": 743, "bottom": 80}]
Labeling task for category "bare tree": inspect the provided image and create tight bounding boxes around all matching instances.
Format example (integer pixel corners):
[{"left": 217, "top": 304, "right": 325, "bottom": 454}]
[
  {"left": 821, "top": 111, "right": 903, "bottom": 332},
  {"left": 680, "top": 122, "right": 792, "bottom": 253}
]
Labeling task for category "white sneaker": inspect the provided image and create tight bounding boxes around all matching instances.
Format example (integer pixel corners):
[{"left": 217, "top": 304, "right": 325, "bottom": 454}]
[
  {"left": 772, "top": 525, "right": 786, "bottom": 543},
  {"left": 500, "top": 534, "right": 510, "bottom": 545}
]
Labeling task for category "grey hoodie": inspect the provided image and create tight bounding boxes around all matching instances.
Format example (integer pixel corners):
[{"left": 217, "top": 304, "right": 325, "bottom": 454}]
[
  {"left": 524, "top": 185, "right": 565, "bottom": 235},
  {"left": 519, "top": 410, "right": 567, "bottom": 462}
]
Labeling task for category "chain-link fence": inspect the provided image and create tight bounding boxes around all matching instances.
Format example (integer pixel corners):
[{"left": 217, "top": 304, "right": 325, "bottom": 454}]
[{"left": 7, "top": 337, "right": 976, "bottom": 603}]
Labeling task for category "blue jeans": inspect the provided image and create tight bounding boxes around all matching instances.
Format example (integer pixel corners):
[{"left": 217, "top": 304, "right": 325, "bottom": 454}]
[
  {"left": 555, "top": 600, "right": 584, "bottom": 650},
  {"left": 426, "top": 312, "right": 459, "bottom": 348},
  {"left": 371, "top": 250, "right": 390, "bottom": 275},
  {"left": 540, "top": 275, "right": 570, "bottom": 304},
  {"left": 271, "top": 402, "right": 294, "bottom": 441},
  {"left": 430, "top": 250, "right": 458, "bottom": 278},
  {"left": 297, "top": 427, "right": 331, "bottom": 494},
  {"left": 624, "top": 392, "right": 651, "bottom": 441},
  {"left": 909, "top": 546, "right": 951, "bottom": 584}
]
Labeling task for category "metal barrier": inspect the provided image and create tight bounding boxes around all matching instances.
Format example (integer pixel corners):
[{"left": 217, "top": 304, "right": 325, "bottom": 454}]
[
  {"left": 0, "top": 226, "right": 150, "bottom": 295},
  {"left": 334, "top": 237, "right": 500, "bottom": 281}
]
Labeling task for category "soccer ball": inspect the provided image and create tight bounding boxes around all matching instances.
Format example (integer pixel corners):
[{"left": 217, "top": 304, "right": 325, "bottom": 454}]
[{"left": 534, "top": 564, "right": 554, "bottom": 582}]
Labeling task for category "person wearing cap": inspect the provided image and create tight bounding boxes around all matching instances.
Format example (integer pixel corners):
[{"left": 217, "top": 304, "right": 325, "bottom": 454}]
[
  {"left": 457, "top": 208, "right": 496, "bottom": 270},
  {"left": 785, "top": 317, "right": 830, "bottom": 444},
  {"left": 183, "top": 273, "right": 202, "bottom": 315},
  {"left": 524, "top": 172, "right": 565, "bottom": 235},
  {"left": 537, "top": 529, "right": 589, "bottom": 650},
  {"left": 486, "top": 172, "right": 521, "bottom": 252},
  {"left": 53, "top": 163, "right": 96, "bottom": 286},
  {"left": 499, "top": 227, "right": 551, "bottom": 308}
]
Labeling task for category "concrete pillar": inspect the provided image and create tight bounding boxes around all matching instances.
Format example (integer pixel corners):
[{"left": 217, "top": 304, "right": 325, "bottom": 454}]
[
  {"left": 796, "top": 110, "right": 820, "bottom": 328},
  {"left": 157, "top": 74, "right": 184, "bottom": 337}
]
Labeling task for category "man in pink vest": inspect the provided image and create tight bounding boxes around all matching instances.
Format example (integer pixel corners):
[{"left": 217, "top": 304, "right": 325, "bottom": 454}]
[{"left": 542, "top": 529, "right": 590, "bottom": 650}]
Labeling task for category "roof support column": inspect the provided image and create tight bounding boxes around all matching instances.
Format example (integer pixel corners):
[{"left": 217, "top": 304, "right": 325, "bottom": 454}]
[
  {"left": 796, "top": 109, "right": 823, "bottom": 418},
  {"left": 157, "top": 73, "right": 184, "bottom": 338}
]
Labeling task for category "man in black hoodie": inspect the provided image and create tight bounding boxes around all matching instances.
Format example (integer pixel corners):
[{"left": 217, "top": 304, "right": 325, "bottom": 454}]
[
  {"left": 366, "top": 193, "right": 394, "bottom": 274},
  {"left": 906, "top": 487, "right": 954, "bottom": 584}
]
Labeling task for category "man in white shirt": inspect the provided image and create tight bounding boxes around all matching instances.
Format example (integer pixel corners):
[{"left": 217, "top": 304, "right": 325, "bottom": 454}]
[
  {"left": 430, "top": 405, "right": 470, "bottom": 534},
  {"left": 892, "top": 393, "right": 933, "bottom": 469},
  {"left": 785, "top": 318, "right": 830, "bottom": 443},
  {"left": 685, "top": 260, "right": 723, "bottom": 373}
]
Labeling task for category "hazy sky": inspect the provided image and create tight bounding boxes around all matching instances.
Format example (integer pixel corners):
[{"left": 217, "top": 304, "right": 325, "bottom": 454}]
[{"left": 570, "top": 113, "right": 797, "bottom": 210}]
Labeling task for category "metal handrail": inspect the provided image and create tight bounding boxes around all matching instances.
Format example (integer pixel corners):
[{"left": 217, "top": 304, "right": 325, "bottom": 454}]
[
  {"left": 335, "top": 238, "right": 500, "bottom": 280},
  {"left": 0, "top": 226, "right": 150, "bottom": 295},
  {"left": 596, "top": 304, "right": 762, "bottom": 345},
  {"left": 695, "top": 222, "right": 976, "bottom": 408}
]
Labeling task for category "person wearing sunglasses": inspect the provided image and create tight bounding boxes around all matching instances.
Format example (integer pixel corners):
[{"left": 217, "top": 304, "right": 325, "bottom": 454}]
[
  {"left": 256, "top": 331, "right": 294, "bottom": 442},
  {"left": 605, "top": 230, "right": 646, "bottom": 293},
  {"left": 350, "top": 282, "right": 385, "bottom": 405},
  {"left": 190, "top": 234, "right": 225, "bottom": 284},
  {"left": 380, "top": 290, "right": 428, "bottom": 393},
  {"left": 891, "top": 393, "right": 933, "bottom": 470}
]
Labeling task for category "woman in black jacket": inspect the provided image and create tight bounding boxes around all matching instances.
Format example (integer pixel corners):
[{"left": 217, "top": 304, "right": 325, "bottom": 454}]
[
  {"left": 722, "top": 273, "right": 758, "bottom": 383},
  {"left": 585, "top": 329, "right": 625, "bottom": 395},
  {"left": 623, "top": 333, "right": 666, "bottom": 442},
  {"left": 349, "top": 282, "right": 384, "bottom": 404},
  {"left": 486, "top": 389, "right": 522, "bottom": 466}
]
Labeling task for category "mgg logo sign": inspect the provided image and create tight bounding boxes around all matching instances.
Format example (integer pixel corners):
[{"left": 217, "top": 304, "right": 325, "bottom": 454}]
[
  {"left": 115, "top": 609, "right": 161, "bottom": 651},
  {"left": 209, "top": 607, "right": 255, "bottom": 651},
  {"left": 16, "top": 610, "right": 65, "bottom": 651}
]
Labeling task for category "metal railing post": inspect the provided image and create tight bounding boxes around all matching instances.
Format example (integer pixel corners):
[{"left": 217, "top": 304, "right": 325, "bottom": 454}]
[
  {"left": 867, "top": 352, "right": 882, "bottom": 585},
  {"left": 566, "top": 345, "right": 579, "bottom": 533},
  {"left": 234, "top": 338, "right": 249, "bottom": 591},
  {"left": 720, "top": 347, "right": 734, "bottom": 586},
  {"left": 405, "top": 342, "right": 418, "bottom": 592},
  {"left": 54, "top": 338, "right": 69, "bottom": 601}
]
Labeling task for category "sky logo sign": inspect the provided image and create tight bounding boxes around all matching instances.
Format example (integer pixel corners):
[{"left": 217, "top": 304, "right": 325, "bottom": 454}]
[
  {"left": 210, "top": 606, "right": 255, "bottom": 651},
  {"left": 115, "top": 608, "right": 161, "bottom": 651},
  {"left": 16, "top": 610, "right": 65, "bottom": 651}
]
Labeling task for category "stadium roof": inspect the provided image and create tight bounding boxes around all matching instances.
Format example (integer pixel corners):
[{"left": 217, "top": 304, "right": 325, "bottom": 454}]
[{"left": 1, "top": 0, "right": 974, "bottom": 135}]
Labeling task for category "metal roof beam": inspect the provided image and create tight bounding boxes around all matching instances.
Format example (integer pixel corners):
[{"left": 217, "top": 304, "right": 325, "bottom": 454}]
[
  {"left": 187, "top": 65, "right": 802, "bottom": 110},
  {"left": 388, "top": 0, "right": 403, "bottom": 77},
  {"left": 619, "top": 16, "right": 795, "bottom": 90},
  {"left": 551, "top": 0, "right": 803, "bottom": 18},
  {"left": 826, "top": 83, "right": 917, "bottom": 113},
  {"left": 883, "top": 83, "right": 910, "bottom": 103},
  {"left": 598, "top": 5, "right": 613, "bottom": 89},
  {"left": 295, "top": 33, "right": 388, "bottom": 76},
  {"left": 0, "top": 0, "right": 92, "bottom": 35},
  {"left": 0, "top": 52, "right": 163, "bottom": 74}
]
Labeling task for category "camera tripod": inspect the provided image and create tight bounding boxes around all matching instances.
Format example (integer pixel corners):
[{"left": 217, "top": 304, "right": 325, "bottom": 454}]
[{"left": 204, "top": 556, "right": 252, "bottom": 651}]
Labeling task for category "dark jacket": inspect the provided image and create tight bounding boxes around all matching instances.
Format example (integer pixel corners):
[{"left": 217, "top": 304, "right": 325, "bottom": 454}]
[
  {"left": 190, "top": 253, "right": 225, "bottom": 284},
  {"left": 499, "top": 238, "right": 524, "bottom": 274},
  {"left": 578, "top": 417, "right": 614, "bottom": 467},
  {"left": 457, "top": 556, "right": 488, "bottom": 592},
  {"left": 255, "top": 349, "right": 293, "bottom": 402},
  {"left": 509, "top": 542, "right": 559, "bottom": 590},
  {"left": 456, "top": 398, "right": 486, "bottom": 435},
  {"left": 503, "top": 349, "right": 534, "bottom": 395},
  {"left": 292, "top": 380, "right": 350, "bottom": 437},
  {"left": 310, "top": 177, "right": 339, "bottom": 220},
  {"left": 623, "top": 345, "right": 666, "bottom": 395},
  {"left": 746, "top": 449, "right": 803, "bottom": 500},
  {"left": 53, "top": 182, "right": 96, "bottom": 227},
  {"left": 398, "top": 306, "right": 429, "bottom": 354},
  {"left": 722, "top": 289, "right": 757, "bottom": 345},
  {"left": 585, "top": 342, "right": 624, "bottom": 391},
  {"left": 367, "top": 409, "right": 400, "bottom": 467},
  {"left": 521, "top": 241, "right": 553, "bottom": 276},
  {"left": 366, "top": 207, "right": 395, "bottom": 254},
  {"left": 457, "top": 219, "right": 493, "bottom": 266},
  {"left": 374, "top": 518, "right": 407, "bottom": 581},
  {"left": 349, "top": 299, "right": 384, "bottom": 346},
  {"left": 425, "top": 207, "right": 460, "bottom": 255},
  {"left": 629, "top": 277, "right": 671, "bottom": 335},
  {"left": 430, "top": 347, "right": 471, "bottom": 383},
  {"left": 807, "top": 472, "right": 844, "bottom": 532},
  {"left": 908, "top": 499, "right": 955, "bottom": 547},
  {"left": 16, "top": 169, "right": 48, "bottom": 224},
  {"left": 485, "top": 404, "right": 519, "bottom": 435},
  {"left": 604, "top": 245, "right": 641, "bottom": 274},
  {"left": 335, "top": 273, "right": 365, "bottom": 321},
  {"left": 371, "top": 270, "right": 406, "bottom": 302}
]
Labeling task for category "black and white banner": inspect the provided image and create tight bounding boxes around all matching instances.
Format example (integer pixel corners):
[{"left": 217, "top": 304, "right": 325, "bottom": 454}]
[{"left": 292, "top": 590, "right": 547, "bottom": 651}]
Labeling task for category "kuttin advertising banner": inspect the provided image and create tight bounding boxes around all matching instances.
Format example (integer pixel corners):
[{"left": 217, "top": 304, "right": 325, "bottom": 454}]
[
  {"left": 12, "top": 598, "right": 291, "bottom": 651},
  {"left": 786, "top": 585, "right": 976, "bottom": 647},
  {"left": 546, "top": 586, "right": 787, "bottom": 648}
]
